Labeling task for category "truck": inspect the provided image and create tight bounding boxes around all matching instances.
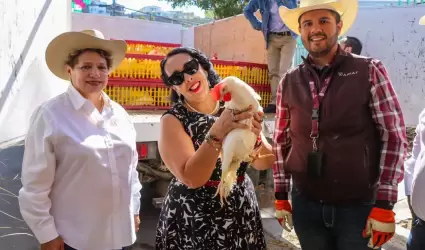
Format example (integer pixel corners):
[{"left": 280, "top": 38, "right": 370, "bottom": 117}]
[{"left": 105, "top": 40, "right": 276, "bottom": 208}]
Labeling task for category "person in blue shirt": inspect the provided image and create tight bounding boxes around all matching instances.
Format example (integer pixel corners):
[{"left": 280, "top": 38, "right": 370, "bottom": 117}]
[{"left": 244, "top": 0, "right": 298, "bottom": 113}]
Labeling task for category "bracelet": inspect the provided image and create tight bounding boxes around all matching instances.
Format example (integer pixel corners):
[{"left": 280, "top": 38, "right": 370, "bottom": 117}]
[{"left": 205, "top": 132, "right": 222, "bottom": 152}]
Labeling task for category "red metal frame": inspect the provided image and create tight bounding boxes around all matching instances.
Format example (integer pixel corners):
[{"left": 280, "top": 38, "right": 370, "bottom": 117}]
[
  {"left": 108, "top": 79, "right": 163, "bottom": 87},
  {"left": 124, "top": 54, "right": 166, "bottom": 61},
  {"left": 112, "top": 39, "right": 181, "bottom": 48},
  {"left": 108, "top": 78, "right": 271, "bottom": 91},
  {"left": 210, "top": 59, "right": 268, "bottom": 69},
  {"left": 122, "top": 54, "right": 268, "bottom": 69}
]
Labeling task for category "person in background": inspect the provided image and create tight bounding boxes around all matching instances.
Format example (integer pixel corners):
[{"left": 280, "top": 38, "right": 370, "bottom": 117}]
[
  {"left": 155, "top": 47, "right": 275, "bottom": 249},
  {"left": 243, "top": 0, "right": 298, "bottom": 113},
  {"left": 340, "top": 36, "right": 363, "bottom": 55},
  {"left": 18, "top": 29, "right": 142, "bottom": 250},
  {"left": 404, "top": 14, "right": 425, "bottom": 250},
  {"left": 273, "top": 0, "right": 407, "bottom": 249}
]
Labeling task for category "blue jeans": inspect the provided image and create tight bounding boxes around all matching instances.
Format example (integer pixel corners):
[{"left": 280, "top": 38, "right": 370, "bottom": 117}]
[
  {"left": 407, "top": 218, "right": 425, "bottom": 250},
  {"left": 291, "top": 189, "right": 377, "bottom": 250}
]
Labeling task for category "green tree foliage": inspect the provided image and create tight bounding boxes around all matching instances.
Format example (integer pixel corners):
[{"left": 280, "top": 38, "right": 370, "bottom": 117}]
[{"left": 161, "top": 0, "right": 250, "bottom": 19}]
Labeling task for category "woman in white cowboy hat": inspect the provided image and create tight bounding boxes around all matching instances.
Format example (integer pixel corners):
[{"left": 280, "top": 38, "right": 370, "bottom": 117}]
[
  {"left": 18, "top": 29, "right": 142, "bottom": 250},
  {"left": 273, "top": 0, "right": 407, "bottom": 250}
]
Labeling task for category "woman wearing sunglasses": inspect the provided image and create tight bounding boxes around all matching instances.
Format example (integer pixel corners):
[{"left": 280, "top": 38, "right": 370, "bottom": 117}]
[{"left": 155, "top": 47, "right": 274, "bottom": 249}]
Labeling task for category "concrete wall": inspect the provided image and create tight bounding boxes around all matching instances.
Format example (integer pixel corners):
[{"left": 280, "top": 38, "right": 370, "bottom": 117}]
[
  {"left": 0, "top": 0, "right": 71, "bottom": 144},
  {"left": 72, "top": 12, "right": 184, "bottom": 44},
  {"left": 346, "top": 5, "right": 425, "bottom": 125},
  {"left": 182, "top": 26, "right": 195, "bottom": 47},
  {"left": 194, "top": 14, "right": 267, "bottom": 63}
]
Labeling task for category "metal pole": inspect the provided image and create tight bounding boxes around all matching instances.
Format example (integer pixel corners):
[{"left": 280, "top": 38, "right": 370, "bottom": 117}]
[{"left": 112, "top": 0, "right": 116, "bottom": 16}]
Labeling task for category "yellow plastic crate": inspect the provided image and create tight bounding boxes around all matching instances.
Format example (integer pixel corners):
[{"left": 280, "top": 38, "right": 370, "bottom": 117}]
[
  {"left": 110, "top": 55, "right": 269, "bottom": 87},
  {"left": 110, "top": 56, "right": 162, "bottom": 80},
  {"left": 124, "top": 40, "right": 180, "bottom": 55},
  {"left": 106, "top": 80, "right": 270, "bottom": 110},
  {"left": 105, "top": 81, "right": 171, "bottom": 109}
]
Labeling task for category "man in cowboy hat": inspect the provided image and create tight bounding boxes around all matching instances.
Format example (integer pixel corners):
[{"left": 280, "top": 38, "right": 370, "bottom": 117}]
[
  {"left": 18, "top": 29, "right": 142, "bottom": 250},
  {"left": 272, "top": 0, "right": 407, "bottom": 249},
  {"left": 404, "top": 14, "right": 425, "bottom": 250},
  {"left": 340, "top": 36, "right": 363, "bottom": 55},
  {"left": 243, "top": 0, "right": 298, "bottom": 114}
]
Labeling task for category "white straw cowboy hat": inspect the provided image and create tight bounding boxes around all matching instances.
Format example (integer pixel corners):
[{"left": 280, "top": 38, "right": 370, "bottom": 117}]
[
  {"left": 420, "top": 16, "right": 425, "bottom": 25},
  {"left": 278, "top": 0, "right": 358, "bottom": 36},
  {"left": 45, "top": 29, "right": 127, "bottom": 80}
]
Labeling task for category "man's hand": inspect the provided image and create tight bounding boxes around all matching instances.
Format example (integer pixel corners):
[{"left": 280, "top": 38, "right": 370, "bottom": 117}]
[
  {"left": 362, "top": 207, "right": 395, "bottom": 249},
  {"left": 40, "top": 236, "right": 64, "bottom": 250},
  {"left": 134, "top": 215, "right": 141, "bottom": 232},
  {"left": 275, "top": 200, "right": 293, "bottom": 232}
]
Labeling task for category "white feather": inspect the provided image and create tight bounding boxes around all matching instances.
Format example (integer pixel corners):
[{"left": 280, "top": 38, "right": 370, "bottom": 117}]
[{"left": 215, "top": 76, "right": 263, "bottom": 206}]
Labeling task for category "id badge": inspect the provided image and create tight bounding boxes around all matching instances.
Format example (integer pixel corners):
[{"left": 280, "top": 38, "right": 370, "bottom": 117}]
[{"left": 307, "top": 151, "right": 324, "bottom": 178}]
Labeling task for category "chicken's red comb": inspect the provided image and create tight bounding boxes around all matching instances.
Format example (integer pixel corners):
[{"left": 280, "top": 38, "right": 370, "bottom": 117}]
[{"left": 211, "top": 82, "right": 232, "bottom": 102}]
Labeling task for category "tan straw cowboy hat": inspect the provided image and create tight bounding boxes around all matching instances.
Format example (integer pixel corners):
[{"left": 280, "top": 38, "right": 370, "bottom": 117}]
[
  {"left": 45, "top": 29, "right": 127, "bottom": 80},
  {"left": 420, "top": 16, "right": 425, "bottom": 25},
  {"left": 278, "top": 0, "right": 358, "bottom": 36}
]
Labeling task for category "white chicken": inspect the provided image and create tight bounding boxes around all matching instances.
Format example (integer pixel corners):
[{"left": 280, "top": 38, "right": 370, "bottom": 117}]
[{"left": 210, "top": 76, "right": 263, "bottom": 206}]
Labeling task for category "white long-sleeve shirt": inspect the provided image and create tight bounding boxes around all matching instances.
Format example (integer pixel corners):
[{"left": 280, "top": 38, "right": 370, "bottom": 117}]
[
  {"left": 404, "top": 108, "right": 425, "bottom": 221},
  {"left": 18, "top": 84, "right": 142, "bottom": 250}
]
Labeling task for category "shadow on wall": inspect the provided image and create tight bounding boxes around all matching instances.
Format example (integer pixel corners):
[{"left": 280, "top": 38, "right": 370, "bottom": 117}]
[
  {"left": 0, "top": 57, "right": 61, "bottom": 142},
  {"left": 0, "top": 0, "right": 53, "bottom": 117}
]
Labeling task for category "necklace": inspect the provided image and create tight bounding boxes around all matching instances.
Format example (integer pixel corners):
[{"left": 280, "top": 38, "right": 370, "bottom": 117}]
[{"left": 185, "top": 100, "right": 219, "bottom": 115}]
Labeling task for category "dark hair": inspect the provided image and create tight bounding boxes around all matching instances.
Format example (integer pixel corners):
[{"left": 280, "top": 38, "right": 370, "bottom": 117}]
[
  {"left": 298, "top": 9, "right": 341, "bottom": 27},
  {"left": 65, "top": 48, "right": 112, "bottom": 69},
  {"left": 341, "top": 36, "right": 363, "bottom": 55},
  {"left": 160, "top": 47, "right": 221, "bottom": 103}
]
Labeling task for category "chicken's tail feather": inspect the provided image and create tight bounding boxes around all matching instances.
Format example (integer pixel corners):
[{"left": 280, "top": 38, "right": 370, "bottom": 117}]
[{"left": 215, "top": 160, "right": 242, "bottom": 207}]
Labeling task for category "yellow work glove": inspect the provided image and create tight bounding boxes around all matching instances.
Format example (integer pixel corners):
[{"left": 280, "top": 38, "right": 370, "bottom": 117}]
[
  {"left": 362, "top": 207, "right": 396, "bottom": 249},
  {"left": 275, "top": 200, "right": 293, "bottom": 232}
]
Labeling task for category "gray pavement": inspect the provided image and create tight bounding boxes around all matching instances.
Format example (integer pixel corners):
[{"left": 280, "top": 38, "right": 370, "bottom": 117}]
[
  {"left": 0, "top": 141, "right": 39, "bottom": 250},
  {"left": 0, "top": 141, "right": 160, "bottom": 250}
]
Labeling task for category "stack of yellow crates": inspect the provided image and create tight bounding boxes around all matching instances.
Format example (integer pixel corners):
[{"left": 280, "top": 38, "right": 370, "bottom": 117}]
[{"left": 106, "top": 40, "right": 271, "bottom": 110}]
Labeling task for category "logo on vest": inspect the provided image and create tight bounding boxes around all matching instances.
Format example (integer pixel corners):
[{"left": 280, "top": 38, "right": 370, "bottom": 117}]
[{"left": 338, "top": 71, "right": 358, "bottom": 77}]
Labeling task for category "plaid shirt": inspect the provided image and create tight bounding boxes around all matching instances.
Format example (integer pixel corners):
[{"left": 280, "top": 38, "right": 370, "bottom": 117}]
[{"left": 272, "top": 58, "right": 407, "bottom": 202}]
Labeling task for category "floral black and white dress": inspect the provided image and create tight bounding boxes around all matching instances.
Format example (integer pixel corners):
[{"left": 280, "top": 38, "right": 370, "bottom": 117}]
[{"left": 155, "top": 103, "right": 267, "bottom": 250}]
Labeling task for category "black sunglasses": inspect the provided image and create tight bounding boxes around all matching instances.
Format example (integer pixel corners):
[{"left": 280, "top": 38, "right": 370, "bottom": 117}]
[{"left": 167, "top": 59, "right": 199, "bottom": 86}]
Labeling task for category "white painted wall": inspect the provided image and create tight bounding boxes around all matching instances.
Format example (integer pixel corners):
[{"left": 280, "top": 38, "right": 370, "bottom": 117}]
[
  {"left": 0, "top": 0, "right": 71, "bottom": 144},
  {"left": 346, "top": 5, "right": 425, "bottom": 126},
  {"left": 182, "top": 26, "right": 195, "bottom": 47},
  {"left": 72, "top": 12, "right": 184, "bottom": 44}
]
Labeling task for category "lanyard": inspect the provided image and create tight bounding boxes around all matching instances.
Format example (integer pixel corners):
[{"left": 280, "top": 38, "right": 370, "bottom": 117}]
[{"left": 308, "top": 72, "right": 333, "bottom": 151}]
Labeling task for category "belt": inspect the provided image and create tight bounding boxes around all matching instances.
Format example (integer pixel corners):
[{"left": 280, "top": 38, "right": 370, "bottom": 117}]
[
  {"left": 270, "top": 31, "right": 291, "bottom": 36},
  {"left": 204, "top": 176, "right": 245, "bottom": 187}
]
